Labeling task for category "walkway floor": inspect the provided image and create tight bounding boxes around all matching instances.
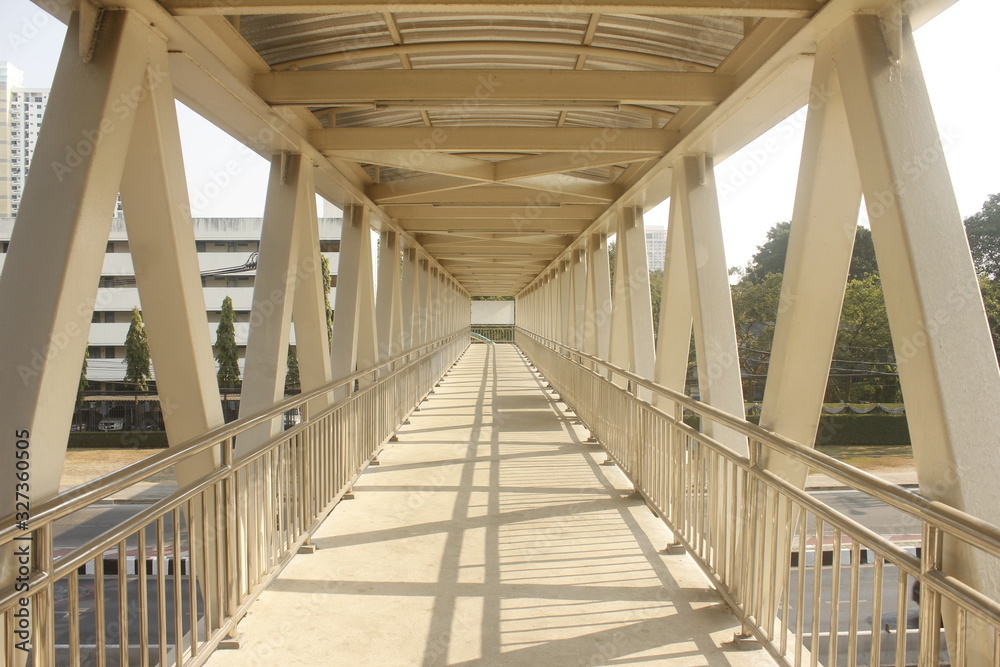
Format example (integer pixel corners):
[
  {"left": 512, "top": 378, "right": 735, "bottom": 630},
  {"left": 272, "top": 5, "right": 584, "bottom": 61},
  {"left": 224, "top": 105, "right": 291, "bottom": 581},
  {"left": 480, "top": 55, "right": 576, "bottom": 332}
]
[{"left": 205, "top": 344, "right": 774, "bottom": 666}]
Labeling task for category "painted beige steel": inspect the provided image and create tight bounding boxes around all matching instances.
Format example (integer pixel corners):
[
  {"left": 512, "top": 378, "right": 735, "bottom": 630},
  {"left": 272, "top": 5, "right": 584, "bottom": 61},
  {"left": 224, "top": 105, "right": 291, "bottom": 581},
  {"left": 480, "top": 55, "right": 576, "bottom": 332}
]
[
  {"left": 583, "top": 233, "right": 613, "bottom": 360},
  {"left": 652, "top": 176, "right": 693, "bottom": 407},
  {"left": 165, "top": 0, "right": 820, "bottom": 16},
  {"left": 375, "top": 231, "right": 404, "bottom": 362},
  {"left": 238, "top": 154, "right": 310, "bottom": 456},
  {"left": 608, "top": 207, "right": 655, "bottom": 386},
  {"left": 256, "top": 70, "right": 732, "bottom": 106},
  {"left": 835, "top": 14, "right": 1000, "bottom": 660},
  {"left": 330, "top": 205, "right": 379, "bottom": 394},
  {"left": 674, "top": 155, "right": 747, "bottom": 455},
  {"left": 0, "top": 14, "right": 152, "bottom": 663},
  {"left": 289, "top": 156, "right": 335, "bottom": 418}
]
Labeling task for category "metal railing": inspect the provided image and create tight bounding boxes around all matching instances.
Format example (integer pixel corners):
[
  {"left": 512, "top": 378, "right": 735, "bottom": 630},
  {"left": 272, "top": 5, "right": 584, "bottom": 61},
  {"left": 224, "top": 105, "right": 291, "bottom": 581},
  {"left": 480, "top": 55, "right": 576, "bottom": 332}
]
[
  {"left": 470, "top": 324, "right": 514, "bottom": 343},
  {"left": 0, "top": 330, "right": 469, "bottom": 666},
  {"left": 517, "top": 328, "right": 1000, "bottom": 667}
]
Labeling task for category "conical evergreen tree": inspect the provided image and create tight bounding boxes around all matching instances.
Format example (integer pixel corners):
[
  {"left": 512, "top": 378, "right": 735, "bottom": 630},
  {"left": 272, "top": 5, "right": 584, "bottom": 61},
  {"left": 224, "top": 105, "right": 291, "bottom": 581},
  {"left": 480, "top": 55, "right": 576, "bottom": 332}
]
[
  {"left": 215, "top": 296, "right": 241, "bottom": 389},
  {"left": 123, "top": 307, "right": 152, "bottom": 391},
  {"left": 321, "top": 254, "right": 334, "bottom": 344},
  {"left": 286, "top": 345, "right": 300, "bottom": 390}
]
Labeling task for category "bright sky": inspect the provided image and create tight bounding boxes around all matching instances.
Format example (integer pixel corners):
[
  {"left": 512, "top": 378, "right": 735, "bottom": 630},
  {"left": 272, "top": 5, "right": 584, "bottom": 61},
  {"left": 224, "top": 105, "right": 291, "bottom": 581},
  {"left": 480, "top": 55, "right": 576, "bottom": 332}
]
[{"left": 1, "top": 0, "right": 997, "bottom": 269}]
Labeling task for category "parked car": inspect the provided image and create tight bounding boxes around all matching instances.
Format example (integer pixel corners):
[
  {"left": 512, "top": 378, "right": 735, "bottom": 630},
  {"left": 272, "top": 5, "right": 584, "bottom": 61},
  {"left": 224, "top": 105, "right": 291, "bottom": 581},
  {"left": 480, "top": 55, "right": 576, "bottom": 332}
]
[{"left": 98, "top": 418, "right": 125, "bottom": 432}]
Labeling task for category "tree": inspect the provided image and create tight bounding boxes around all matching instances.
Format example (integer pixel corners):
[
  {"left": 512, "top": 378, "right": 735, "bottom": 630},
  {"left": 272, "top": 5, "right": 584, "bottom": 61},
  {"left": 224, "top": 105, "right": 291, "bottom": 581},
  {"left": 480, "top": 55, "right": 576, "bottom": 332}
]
[
  {"left": 743, "top": 222, "right": 879, "bottom": 283},
  {"left": 831, "top": 274, "right": 897, "bottom": 402},
  {"left": 965, "top": 193, "right": 1000, "bottom": 280},
  {"left": 608, "top": 239, "right": 617, "bottom": 297},
  {"left": 78, "top": 347, "right": 89, "bottom": 404},
  {"left": 321, "top": 255, "right": 334, "bottom": 345},
  {"left": 123, "top": 307, "right": 152, "bottom": 391},
  {"left": 215, "top": 296, "right": 241, "bottom": 389},
  {"left": 731, "top": 273, "right": 783, "bottom": 399},
  {"left": 286, "top": 344, "right": 300, "bottom": 390},
  {"left": 649, "top": 269, "right": 663, "bottom": 342},
  {"left": 979, "top": 275, "right": 1000, "bottom": 365}
]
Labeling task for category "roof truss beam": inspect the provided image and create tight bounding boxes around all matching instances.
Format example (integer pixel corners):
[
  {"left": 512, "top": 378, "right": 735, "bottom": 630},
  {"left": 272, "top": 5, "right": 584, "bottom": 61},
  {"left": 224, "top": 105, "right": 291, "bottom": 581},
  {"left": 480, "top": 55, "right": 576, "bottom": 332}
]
[
  {"left": 312, "top": 128, "right": 676, "bottom": 154},
  {"left": 258, "top": 70, "right": 732, "bottom": 107},
  {"left": 398, "top": 219, "right": 594, "bottom": 233},
  {"left": 165, "top": 0, "right": 820, "bottom": 17},
  {"left": 385, "top": 204, "right": 604, "bottom": 219}
]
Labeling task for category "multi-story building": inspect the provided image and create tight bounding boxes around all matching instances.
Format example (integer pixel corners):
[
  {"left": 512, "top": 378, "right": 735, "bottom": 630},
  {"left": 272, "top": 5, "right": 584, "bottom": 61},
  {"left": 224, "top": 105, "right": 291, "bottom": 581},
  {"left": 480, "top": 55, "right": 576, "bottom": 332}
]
[
  {"left": 645, "top": 226, "right": 667, "bottom": 272},
  {"left": 0, "top": 215, "right": 342, "bottom": 390},
  {"left": 2, "top": 61, "right": 120, "bottom": 217}
]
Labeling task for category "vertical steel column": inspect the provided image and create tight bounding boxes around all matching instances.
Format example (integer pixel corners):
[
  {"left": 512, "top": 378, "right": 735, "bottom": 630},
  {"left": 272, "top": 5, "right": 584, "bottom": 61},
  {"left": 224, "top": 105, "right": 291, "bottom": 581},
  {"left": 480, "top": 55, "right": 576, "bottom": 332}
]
[
  {"left": 376, "top": 231, "right": 403, "bottom": 361},
  {"left": 237, "top": 154, "right": 308, "bottom": 456},
  {"left": 674, "top": 156, "right": 747, "bottom": 455},
  {"left": 570, "top": 249, "right": 588, "bottom": 350},
  {"left": 290, "top": 158, "right": 334, "bottom": 416},
  {"left": 608, "top": 207, "right": 655, "bottom": 389},
  {"left": 401, "top": 248, "right": 419, "bottom": 351},
  {"left": 583, "top": 233, "right": 612, "bottom": 359},
  {"left": 416, "top": 258, "right": 430, "bottom": 346},
  {"left": 330, "top": 205, "right": 378, "bottom": 394},
  {"left": 653, "top": 179, "right": 695, "bottom": 408}
]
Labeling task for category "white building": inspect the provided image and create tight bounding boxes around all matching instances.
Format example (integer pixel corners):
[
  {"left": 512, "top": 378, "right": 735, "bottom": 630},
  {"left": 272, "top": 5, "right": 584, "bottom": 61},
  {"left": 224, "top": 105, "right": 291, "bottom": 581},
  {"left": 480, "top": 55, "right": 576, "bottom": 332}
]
[
  {"left": 0, "top": 216, "right": 342, "bottom": 388},
  {"left": 645, "top": 226, "right": 667, "bottom": 272},
  {"left": 2, "top": 61, "right": 123, "bottom": 217}
]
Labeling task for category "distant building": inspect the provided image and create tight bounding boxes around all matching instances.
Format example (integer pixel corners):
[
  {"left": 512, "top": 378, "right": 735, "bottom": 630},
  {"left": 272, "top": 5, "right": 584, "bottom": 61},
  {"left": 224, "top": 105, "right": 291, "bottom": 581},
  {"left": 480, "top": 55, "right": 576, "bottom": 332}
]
[
  {"left": 645, "top": 226, "right": 667, "bottom": 271},
  {"left": 0, "top": 216, "right": 342, "bottom": 390},
  {"left": 1, "top": 61, "right": 122, "bottom": 217}
]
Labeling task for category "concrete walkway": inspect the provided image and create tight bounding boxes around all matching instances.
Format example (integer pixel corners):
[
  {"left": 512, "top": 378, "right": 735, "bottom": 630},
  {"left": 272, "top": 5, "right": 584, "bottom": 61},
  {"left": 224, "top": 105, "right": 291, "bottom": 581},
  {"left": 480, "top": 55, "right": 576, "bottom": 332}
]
[{"left": 205, "top": 344, "right": 773, "bottom": 666}]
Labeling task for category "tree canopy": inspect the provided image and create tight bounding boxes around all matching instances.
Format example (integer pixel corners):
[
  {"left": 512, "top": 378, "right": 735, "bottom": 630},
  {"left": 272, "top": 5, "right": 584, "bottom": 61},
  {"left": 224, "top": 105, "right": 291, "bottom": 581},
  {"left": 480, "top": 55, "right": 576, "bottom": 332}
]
[
  {"left": 965, "top": 192, "right": 1000, "bottom": 280},
  {"left": 740, "top": 222, "right": 877, "bottom": 283}
]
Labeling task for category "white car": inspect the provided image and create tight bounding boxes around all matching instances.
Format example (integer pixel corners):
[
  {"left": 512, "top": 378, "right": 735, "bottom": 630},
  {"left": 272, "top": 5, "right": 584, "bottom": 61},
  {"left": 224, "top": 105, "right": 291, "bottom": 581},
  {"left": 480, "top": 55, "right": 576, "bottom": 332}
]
[{"left": 98, "top": 418, "right": 125, "bottom": 432}]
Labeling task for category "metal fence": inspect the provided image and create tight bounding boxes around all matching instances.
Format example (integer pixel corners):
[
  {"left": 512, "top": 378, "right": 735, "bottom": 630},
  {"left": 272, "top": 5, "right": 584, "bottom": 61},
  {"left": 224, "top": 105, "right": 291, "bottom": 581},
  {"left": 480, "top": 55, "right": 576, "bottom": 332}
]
[
  {"left": 470, "top": 324, "right": 515, "bottom": 343},
  {"left": 0, "top": 330, "right": 469, "bottom": 666},
  {"left": 517, "top": 328, "right": 1000, "bottom": 667}
]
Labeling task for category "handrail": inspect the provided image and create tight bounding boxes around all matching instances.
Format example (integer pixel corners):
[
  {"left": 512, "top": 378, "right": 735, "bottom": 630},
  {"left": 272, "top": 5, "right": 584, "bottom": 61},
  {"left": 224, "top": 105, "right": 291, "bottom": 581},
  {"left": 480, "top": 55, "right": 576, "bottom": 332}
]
[
  {"left": 516, "top": 326, "right": 1000, "bottom": 665},
  {"left": 0, "top": 327, "right": 470, "bottom": 666},
  {"left": 0, "top": 329, "right": 469, "bottom": 543},
  {"left": 515, "top": 327, "right": 1000, "bottom": 557}
]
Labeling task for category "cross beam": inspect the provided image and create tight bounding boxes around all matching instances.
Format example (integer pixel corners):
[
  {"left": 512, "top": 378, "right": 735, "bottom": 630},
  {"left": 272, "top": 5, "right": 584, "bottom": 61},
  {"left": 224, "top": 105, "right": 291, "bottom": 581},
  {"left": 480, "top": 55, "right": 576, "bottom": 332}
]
[
  {"left": 310, "top": 128, "right": 677, "bottom": 154},
  {"left": 164, "top": 0, "right": 820, "bottom": 16},
  {"left": 258, "top": 70, "right": 732, "bottom": 107}
]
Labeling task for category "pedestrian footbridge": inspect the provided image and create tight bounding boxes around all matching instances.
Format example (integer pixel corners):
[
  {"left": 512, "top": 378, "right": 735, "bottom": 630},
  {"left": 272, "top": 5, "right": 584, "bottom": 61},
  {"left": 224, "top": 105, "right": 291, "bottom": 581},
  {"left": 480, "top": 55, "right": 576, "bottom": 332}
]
[{"left": 2, "top": 0, "right": 1000, "bottom": 664}]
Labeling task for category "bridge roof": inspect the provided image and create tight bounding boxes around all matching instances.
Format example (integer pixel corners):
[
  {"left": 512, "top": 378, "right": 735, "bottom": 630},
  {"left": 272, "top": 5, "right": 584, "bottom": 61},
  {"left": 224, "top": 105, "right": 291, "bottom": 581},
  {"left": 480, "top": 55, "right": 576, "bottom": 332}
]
[{"left": 43, "top": 0, "right": 956, "bottom": 295}]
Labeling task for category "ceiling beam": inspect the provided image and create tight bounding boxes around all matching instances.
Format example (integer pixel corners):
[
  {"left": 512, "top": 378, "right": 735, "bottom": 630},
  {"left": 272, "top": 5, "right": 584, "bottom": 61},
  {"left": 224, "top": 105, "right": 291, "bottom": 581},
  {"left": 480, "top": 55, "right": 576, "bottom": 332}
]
[
  {"left": 332, "top": 150, "right": 495, "bottom": 181},
  {"left": 312, "top": 128, "right": 676, "bottom": 154},
  {"left": 373, "top": 184, "right": 616, "bottom": 205},
  {"left": 383, "top": 204, "right": 604, "bottom": 219},
  {"left": 165, "top": 0, "right": 820, "bottom": 17},
  {"left": 398, "top": 219, "right": 594, "bottom": 233},
  {"left": 495, "top": 152, "right": 649, "bottom": 181},
  {"left": 258, "top": 70, "right": 732, "bottom": 106}
]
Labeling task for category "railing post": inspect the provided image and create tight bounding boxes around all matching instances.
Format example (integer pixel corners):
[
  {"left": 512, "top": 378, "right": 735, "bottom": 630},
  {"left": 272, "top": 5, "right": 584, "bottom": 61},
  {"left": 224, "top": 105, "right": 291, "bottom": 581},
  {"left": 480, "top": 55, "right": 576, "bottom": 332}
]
[{"left": 919, "top": 523, "right": 944, "bottom": 662}]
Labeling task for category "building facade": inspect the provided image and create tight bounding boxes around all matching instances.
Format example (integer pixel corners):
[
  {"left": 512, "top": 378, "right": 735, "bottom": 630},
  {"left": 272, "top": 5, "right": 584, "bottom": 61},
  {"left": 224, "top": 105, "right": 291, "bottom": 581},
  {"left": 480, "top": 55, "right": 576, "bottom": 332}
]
[
  {"left": 2, "top": 61, "right": 122, "bottom": 217},
  {"left": 0, "top": 216, "right": 342, "bottom": 389},
  {"left": 644, "top": 226, "right": 667, "bottom": 272}
]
